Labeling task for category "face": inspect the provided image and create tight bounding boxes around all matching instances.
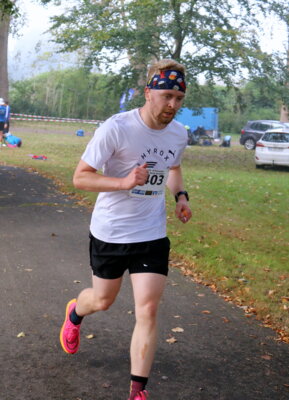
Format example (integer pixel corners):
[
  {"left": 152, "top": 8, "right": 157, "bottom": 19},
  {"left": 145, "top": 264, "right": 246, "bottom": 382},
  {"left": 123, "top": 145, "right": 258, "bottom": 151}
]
[{"left": 144, "top": 88, "right": 185, "bottom": 129}]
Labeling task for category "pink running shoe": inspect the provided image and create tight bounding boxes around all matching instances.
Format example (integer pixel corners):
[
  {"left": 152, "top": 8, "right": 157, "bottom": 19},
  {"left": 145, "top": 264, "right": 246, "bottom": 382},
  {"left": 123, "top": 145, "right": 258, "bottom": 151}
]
[
  {"left": 60, "top": 298, "right": 81, "bottom": 354},
  {"left": 130, "top": 391, "right": 149, "bottom": 400}
]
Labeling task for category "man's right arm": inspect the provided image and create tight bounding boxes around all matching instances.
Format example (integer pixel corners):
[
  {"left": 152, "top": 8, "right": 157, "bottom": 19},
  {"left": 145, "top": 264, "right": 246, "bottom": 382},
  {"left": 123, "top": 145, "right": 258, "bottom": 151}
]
[{"left": 73, "top": 160, "right": 148, "bottom": 193}]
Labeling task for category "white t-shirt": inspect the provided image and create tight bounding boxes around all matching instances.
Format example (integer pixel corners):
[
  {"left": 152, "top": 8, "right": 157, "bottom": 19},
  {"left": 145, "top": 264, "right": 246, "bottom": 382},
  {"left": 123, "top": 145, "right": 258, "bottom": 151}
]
[{"left": 81, "top": 108, "right": 187, "bottom": 243}]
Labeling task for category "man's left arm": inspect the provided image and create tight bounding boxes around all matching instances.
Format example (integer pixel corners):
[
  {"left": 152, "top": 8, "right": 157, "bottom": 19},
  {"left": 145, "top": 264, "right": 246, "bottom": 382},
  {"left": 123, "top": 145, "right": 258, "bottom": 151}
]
[{"left": 166, "top": 166, "right": 192, "bottom": 224}]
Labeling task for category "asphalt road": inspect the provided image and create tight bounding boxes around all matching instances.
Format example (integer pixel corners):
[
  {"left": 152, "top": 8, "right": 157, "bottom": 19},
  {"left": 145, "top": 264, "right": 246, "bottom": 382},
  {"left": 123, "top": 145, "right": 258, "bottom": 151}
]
[{"left": 1, "top": 165, "right": 289, "bottom": 400}]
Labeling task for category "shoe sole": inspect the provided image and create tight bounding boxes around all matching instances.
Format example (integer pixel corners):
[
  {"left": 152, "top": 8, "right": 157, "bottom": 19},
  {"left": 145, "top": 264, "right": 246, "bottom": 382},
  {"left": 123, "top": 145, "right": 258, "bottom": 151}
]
[{"left": 60, "top": 298, "right": 78, "bottom": 354}]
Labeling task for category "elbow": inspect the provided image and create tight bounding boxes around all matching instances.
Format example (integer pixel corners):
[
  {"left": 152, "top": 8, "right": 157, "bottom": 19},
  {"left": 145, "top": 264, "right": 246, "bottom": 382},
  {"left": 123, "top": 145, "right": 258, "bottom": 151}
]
[{"left": 73, "top": 173, "right": 82, "bottom": 190}]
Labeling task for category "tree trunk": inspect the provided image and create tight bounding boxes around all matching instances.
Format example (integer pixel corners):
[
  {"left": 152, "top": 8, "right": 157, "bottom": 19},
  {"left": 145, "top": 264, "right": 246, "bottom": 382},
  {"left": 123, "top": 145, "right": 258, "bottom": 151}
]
[
  {"left": 280, "top": 104, "right": 289, "bottom": 122},
  {"left": 0, "top": 14, "right": 10, "bottom": 100},
  {"left": 280, "top": 22, "right": 289, "bottom": 122}
]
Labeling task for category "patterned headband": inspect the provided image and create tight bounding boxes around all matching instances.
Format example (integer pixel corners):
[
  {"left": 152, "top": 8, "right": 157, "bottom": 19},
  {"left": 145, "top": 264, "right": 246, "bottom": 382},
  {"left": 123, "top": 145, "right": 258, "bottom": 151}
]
[{"left": 146, "top": 69, "right": 186, "bottom": 93}]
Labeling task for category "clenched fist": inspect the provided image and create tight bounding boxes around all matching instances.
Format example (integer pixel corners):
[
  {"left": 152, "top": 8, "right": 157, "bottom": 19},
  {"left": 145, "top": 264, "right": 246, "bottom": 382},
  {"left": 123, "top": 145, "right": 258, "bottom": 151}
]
[{"left": 121, "top": 163, "right": 148, "bottom": 190}]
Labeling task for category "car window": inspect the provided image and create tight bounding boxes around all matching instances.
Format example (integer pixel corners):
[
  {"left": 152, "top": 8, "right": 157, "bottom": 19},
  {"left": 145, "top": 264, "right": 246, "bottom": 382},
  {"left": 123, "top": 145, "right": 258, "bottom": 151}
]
[
  {"left": 262, "top": 133, "right": 289, "bottom": 142},
  {"left": 250, "top": 122, "right": 260, "bottom": 130},
  {"left": 271, "top": 123, "right": 285, "bottom": 129},
  {"left": 260, "top": 124, "right": 271, "bottom": 131}
]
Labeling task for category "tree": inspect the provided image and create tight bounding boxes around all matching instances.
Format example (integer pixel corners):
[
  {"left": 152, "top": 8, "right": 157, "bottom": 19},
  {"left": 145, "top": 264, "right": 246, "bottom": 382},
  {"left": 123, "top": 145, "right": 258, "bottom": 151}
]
[
  {"left": 0, "top": 0, "right": 18, "bottom": 100},
  {"left": 0, "top": 15, "right": 10, "bottom": 100},
  {"left": 10, "top": 68, "right": 125, "bottom": 119},
  {"left": 50, "top": 0, "right": 289, "bottom": 106},
  {"left": 269, "top": 3, "right": 289, "bottom": 121},
  {"left": 0, "top": 0, "right": 58, "bottom": 100}
]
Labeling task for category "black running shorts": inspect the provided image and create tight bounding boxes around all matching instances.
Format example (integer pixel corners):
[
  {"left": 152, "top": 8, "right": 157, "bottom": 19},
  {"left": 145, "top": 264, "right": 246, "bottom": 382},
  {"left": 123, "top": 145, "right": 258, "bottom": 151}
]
[{"left": 89, "top": 233, "right": 170, "bottom": 279}]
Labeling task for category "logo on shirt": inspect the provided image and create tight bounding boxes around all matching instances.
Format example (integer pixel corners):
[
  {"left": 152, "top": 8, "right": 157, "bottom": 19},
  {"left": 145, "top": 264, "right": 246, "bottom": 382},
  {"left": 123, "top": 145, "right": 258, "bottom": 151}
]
[
  {"left": 141, "top": 147, "right": 176, "bottom": 163},
  {"left": 145, "top": 161, "right": 157, "bottom": 168}
]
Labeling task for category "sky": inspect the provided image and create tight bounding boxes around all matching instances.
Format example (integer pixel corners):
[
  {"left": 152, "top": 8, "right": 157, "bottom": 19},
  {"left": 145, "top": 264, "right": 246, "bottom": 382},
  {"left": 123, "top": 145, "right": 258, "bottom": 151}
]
[
  {"left": 8, "top": 0, "right": 70, "bottom": 80},
  {"left": 8, "top": 0, "right": 289, "bottom": 81}
]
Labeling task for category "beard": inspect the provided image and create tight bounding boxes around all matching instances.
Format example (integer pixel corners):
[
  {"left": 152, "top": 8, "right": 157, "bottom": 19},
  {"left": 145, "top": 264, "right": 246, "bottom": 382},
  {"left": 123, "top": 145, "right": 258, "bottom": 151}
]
[{"left": 156, "top": 109, "right": 176, "bottom": 125}]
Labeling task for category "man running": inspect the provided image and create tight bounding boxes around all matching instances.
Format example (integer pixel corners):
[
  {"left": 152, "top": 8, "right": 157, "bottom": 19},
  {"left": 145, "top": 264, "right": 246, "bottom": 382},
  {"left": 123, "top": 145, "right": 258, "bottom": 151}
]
[{"left": 60, "top": 58, "right": 192, "bottom": 400}]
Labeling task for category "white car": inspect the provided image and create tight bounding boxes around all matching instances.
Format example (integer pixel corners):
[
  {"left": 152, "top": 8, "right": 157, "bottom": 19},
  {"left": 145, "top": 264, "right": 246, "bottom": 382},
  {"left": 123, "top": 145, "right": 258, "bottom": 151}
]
[{"left": 255, "top": 128, "right": 289, "bottom": 168}]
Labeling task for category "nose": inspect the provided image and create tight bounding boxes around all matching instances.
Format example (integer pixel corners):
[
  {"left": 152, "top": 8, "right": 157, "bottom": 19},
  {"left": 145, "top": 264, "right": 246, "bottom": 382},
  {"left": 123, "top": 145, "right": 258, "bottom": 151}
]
[{"left": 168, "top": 97, "right": 178, "bottom": 109}]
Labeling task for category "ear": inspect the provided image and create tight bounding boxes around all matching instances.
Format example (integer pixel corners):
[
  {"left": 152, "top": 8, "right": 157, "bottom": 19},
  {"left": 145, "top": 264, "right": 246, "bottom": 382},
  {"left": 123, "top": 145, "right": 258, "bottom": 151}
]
[{"left": 144, "top": 87, "right": 151, "bottom": 101}]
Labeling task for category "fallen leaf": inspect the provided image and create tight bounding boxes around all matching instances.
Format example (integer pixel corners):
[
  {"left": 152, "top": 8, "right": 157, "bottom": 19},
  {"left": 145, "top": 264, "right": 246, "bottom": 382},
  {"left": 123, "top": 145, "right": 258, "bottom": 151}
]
[
  {"left": 24, "top": 268, "right": 33, "bottom": 272},
  {"left": 222, "top": 317, "right": 230, "bottom": 323},
  {"left": 17, "top": 332, "right": 26, "bottom": 338},
  {"left": 127, "top": 310, "right": 134, "bottom": 314},
  {"left": 281, "top": 297, "right": 289, "bottom": 303},
  {"left": 166, "top": 337, "right": 177, "bottom": 344},
  {"left": 279, "top": 275, "right": 287, "bottom": 281},
  {"left": 201, "top": 310, "right": 211, "bottom": 314},
  {"left": 261, "top": 354, "right": 272, "bottom": 360},
  {"left": 73, "top": 280, "right": 81, "bottom": 284},
  {"left": 171, "top": 327, "right": 184, "bottom": 333},
  {"left": 86, "top": 334, "right": 95, "bottom": 339},
  {"left": 102, "top": 382, "right": 111, "bottom": 389},
  {"left": 174, "top": 315, "right": 181, "bottom": 318}
]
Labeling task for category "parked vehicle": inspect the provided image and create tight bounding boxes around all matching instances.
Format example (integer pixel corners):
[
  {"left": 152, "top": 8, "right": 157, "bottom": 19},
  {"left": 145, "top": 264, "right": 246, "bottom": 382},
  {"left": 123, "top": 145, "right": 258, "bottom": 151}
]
[
  {"left": 240, "top": 120, "right": 285, "bottom": 150},
  {"left": 255, "top": 128, "right": 289, "bottom": 168}
]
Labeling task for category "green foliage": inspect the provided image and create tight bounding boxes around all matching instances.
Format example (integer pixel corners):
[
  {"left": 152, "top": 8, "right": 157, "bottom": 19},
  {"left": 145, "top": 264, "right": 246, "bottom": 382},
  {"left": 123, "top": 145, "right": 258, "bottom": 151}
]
[
  {"left": 49, "top": 0, "right": 287, "bottom": 93},
  {"left": 0, "top": 0, "right": 18, "bottom": 17},
  {"left": 10, "top": 65, "right": 284, "bottom": 131},
  {"left": 217, "top": 80, "right": 281, "bottom": 133},
  {"left": 10, "top": 68, "right": 125, "bottom": 120}
]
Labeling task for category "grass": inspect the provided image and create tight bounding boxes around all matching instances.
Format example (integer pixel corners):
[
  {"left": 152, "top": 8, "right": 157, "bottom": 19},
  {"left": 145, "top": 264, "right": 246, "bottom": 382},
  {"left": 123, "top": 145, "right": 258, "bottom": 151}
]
[{"left": 1, "top": 121, "right": 289, "bottom": 341}]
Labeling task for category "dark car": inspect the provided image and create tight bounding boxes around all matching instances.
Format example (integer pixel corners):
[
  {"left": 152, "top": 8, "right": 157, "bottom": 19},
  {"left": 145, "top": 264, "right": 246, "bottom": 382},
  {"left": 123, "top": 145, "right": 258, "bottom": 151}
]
[{"left": 240, "top": 120, "right": 285, "bottom": 150}]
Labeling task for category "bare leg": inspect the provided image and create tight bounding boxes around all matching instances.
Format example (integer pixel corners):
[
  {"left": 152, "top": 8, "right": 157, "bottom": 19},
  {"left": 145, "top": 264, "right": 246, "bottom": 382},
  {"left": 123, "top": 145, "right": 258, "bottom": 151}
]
[
  {"left": 130, "top": 273, "right": 167, "bottom": 377},
  {"left": 75, "top": 274, "right": 123, "bottom": 316}
]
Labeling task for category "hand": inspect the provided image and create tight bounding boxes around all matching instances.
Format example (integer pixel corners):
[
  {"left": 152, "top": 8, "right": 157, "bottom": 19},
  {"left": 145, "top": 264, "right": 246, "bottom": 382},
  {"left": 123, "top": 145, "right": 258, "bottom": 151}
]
[
  {"left": 175, "top": 202, "right": 192, "bottom": 224},
  {"left": 121, "top": 163, "right": 148, "bottom": 190}
]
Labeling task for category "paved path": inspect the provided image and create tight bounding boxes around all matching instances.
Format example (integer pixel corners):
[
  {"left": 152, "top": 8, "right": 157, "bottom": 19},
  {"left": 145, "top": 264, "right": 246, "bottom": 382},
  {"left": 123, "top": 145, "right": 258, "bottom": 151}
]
[{"left": 1, "top": 165, "right": 289, "bottom": 400}]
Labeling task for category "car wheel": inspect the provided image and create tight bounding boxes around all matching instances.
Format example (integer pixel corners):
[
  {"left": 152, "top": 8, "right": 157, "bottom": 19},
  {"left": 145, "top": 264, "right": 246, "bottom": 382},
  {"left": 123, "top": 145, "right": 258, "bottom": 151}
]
[
  {"left": 256, "top": 164, "right": 263, "bottom": 169},
  {"left": 244, "top": 138, "right": 256, "bottom": 150}
]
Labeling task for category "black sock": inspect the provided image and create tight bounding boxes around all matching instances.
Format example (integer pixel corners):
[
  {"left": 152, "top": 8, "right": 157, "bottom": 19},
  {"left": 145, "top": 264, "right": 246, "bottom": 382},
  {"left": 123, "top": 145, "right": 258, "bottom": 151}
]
[
  {"left": 129, "top": 375, "right": 148, "bottom": 399},
  {"left": 69, "top": 307, "right": 83, "bottom": 325}
]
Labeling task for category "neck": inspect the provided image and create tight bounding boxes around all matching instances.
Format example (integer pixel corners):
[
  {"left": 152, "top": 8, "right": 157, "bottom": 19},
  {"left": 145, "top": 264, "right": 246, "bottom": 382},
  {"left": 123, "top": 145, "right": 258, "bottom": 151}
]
[{"left": 139, "top": 106, "right": 167, "bottom": 130}]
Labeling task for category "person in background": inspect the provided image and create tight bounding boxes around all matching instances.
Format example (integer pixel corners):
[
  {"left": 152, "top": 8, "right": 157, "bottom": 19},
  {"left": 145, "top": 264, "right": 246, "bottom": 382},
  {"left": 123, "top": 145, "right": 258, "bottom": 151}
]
[
  {"left": 4, "top": 100, "right": 10, "bottom": 134},
  {"left": 0, "top": 98, "right": 9, "bottom": 147},
  {"left": 59, "top": 59, "right": 192, "bottom": 400}
]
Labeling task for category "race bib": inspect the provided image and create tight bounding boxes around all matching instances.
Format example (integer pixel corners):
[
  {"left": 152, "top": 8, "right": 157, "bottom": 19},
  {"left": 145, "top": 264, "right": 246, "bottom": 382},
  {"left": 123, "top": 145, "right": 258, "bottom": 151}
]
[{"left": 129, "top": 169, "right": 169, "bottom": 198}]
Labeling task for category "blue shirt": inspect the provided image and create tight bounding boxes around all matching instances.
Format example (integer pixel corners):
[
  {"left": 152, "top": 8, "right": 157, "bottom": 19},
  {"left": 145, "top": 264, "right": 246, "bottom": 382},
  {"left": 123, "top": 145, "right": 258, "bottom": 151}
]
[{"left": 0, "top": 105, "right": 9, "bottom": 123}]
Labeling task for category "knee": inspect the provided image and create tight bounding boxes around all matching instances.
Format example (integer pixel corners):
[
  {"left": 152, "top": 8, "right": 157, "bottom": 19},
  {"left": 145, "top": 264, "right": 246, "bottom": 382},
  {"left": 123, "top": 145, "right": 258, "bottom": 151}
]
[
  {"left": 92, "top": 296, "right": 114, "bottom": 312},
  {"left": 136, "top": 302, "right": 159, "bottom": 323}
]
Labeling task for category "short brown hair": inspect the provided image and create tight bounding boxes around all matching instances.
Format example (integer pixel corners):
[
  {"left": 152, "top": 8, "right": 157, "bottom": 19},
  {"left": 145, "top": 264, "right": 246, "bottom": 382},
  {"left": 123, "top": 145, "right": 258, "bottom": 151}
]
[{"left": 147, "top": 59, "right": 186, "bottom": 83}]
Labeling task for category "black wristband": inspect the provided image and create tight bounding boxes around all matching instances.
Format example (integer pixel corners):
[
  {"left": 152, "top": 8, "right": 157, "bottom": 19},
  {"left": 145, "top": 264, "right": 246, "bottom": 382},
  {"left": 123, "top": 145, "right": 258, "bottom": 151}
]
[{"left": 175, "top": 191, "right": 189, "bottom": 202}]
